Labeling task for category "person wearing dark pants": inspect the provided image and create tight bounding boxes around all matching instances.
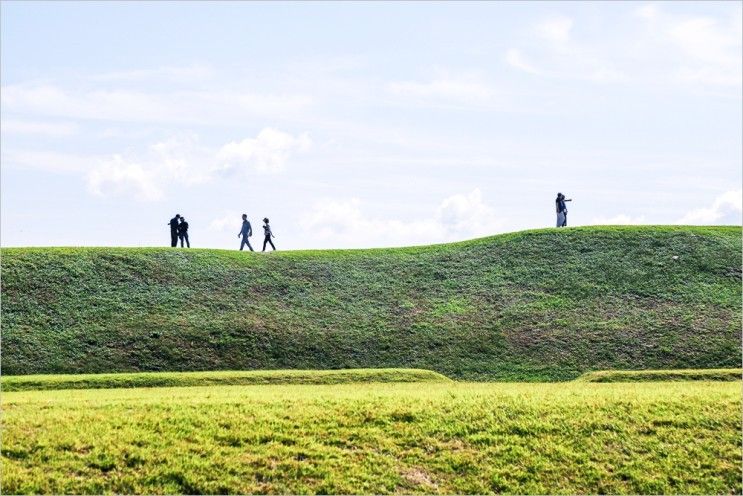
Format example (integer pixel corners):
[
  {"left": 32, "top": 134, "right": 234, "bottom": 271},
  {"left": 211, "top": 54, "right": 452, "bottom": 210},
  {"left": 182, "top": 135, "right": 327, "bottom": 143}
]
[
  {"left": 168, "top": 214, "right": 180, "bottom": 247},
  {"left": 238, "top": 214, "right": 254, "bottom": 251},
  {"left": 262, "top": 217, "right": 276, "bottom": 251},
  {"left": 178, "top": 217, "right": 190, "bottom": 248}
]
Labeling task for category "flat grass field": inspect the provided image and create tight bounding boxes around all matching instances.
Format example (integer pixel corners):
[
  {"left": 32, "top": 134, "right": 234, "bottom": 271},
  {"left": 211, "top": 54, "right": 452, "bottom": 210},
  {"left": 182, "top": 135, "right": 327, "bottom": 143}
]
[{"left": 3, "top": 380, "right": 741, "bottom": 494}]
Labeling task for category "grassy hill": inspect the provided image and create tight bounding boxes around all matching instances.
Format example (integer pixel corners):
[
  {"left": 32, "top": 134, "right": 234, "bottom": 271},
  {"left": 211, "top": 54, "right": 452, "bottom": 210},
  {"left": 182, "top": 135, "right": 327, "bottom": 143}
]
[{"left": 1, "top": 226, "right": 740, "bottom": 380}]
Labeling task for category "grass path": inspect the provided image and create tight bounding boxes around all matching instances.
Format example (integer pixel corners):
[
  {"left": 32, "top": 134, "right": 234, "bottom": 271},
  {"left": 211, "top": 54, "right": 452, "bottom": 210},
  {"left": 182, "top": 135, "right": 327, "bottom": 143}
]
[
  {"left": 3, "top": 381, "right": 741, "bottom": 494},
  {"left": 576, "top": 368, "right": 742, "bottom": 382},
  {"left": 0, "top": 368, "right": 450, "bottom": 391}
]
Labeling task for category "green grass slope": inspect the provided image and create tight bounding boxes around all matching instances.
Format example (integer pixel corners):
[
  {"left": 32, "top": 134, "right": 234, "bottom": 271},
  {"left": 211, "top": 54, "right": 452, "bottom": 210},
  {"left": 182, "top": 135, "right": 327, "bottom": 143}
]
[
  {"left": 576, "top": 368, "right": 742, "bottom": 382},
  {"left": 2, "top": 226, "right": 741, "bottom": 380},
  {"left": 0, "top": 368, "right": 450, "bottom": 392},
  {"left": 3, "top": 382, "right": 741, "bottom": 494}
]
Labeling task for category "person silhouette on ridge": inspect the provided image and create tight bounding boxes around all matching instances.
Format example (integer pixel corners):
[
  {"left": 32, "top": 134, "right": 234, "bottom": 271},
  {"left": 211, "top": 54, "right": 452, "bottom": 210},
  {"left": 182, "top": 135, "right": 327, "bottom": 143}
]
[
  {"left": 168, "top": 214, "right": 180, "bottom": 247},
  {"left": 238, "top": 214, "right": 254, "bottom": 251},
  {"left": 262, "top": 217, "right": 276, "bottom": 252},
  {"left": 555, "top": 193, "right": 572, "bottom": 227},
  {"left": 178, "top": 217, "right": 190, "bottom": 248}
]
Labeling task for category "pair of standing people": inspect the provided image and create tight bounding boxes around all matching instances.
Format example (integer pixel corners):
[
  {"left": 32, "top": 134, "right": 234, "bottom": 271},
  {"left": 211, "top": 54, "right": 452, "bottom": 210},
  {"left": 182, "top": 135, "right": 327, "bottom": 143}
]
[
  {"left": 167, "top": 214, "right": 190, "bottom": 247},
  {"left": 555, "top": 193, "right": 572, "bottom": 227},
  {"left": 239, "top": 214, "right": 276, "bottom": 252}
]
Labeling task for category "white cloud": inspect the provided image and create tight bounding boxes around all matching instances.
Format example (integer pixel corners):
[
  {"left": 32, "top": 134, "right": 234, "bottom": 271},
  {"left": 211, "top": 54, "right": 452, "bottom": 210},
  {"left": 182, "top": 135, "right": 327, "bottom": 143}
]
[
  {"left": 149, "top": 134, "right": 213, "bottom": 185},
  {"left": 507, "top": 17, "right": 626, "bottom": 83},
  {"left": 84, "top": 134, "right": 211, "bottom": 201},
  {"left": 506, "top": 44, "right": 625, "bottom": 83},
  {"left": 636, "top": 5, "right": 742, "bottom": 86},
  {"left": 216, "top": 128, "right": 311, "bottom": 174},
  {"left": 666, "top": 17, "right": 738, "bottom": 66},
  {"left": 301, "top": 197, "right": 440, "bottom": 247},
  {"left": 534, "top": 16, "right": 574, "bottom": 43},
  {"left": 505, "top": 49, "right": 543, "bottom": 75},
  {"left": 1, "top": 149, "right": 96, "bottom": 173},
  {"left": 589, "top": 214, "right": 648, "bottom": 225},
  {"left": 386, "top": 74, "right": 494, "bottom": 103},
  {"left": 588, "top": 65, "right": 627, "bottom": 83},
  {"left": 87, "top": 155, "right": 163, "bottom": 201},
  {"left": 2, "top": 119, "right": 78, "bottom": 136},
  {"left": 676, "top": 190, "right": 742, "bottom": 225},
  {"left": 508, "top": 5, "right": 739, "bottom": 88},
  {"left": 209, "top": 211, "right": 244, "bottom": 232},
  {"left": 80, "top": 128, "right": 310, "bottom": 200},
  {"left": 89, "top": 64, "right": 214, "bottom": 83},
  {"left": 300, "top": 188, "right": 503, "bottom": 248},
  {"left": 0, "top": 84, "right": 313, "bottom": 125},
  {"left": 436, "top": 188, "right": 502, "bottom": 238},
  {"left": 1, "top": 85, "right": 165, "bottom": 122},
  {"left": 634, "top": 4, "right": 659, "bottom": 20},
  {"left": 4, "top": 135, "right": 213, "bottom": 201}
]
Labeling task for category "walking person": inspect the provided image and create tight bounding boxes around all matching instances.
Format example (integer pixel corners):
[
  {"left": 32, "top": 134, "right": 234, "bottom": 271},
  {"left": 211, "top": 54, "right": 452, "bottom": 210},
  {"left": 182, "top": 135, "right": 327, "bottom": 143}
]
[
  {"left": 262, "top": 217, "right": 276, "bottom": 252},
  {"left": 168, "top": 214, "right": 181, "bottom": 247},
  {"left": 178, "top": 217, "right": 190, "bottom": 248},
  {"left": 238, "top": 214, "right": 254, "bottom": 251},
  {"left": 555, "top": 193, "right": 572, "bottom": 227}
]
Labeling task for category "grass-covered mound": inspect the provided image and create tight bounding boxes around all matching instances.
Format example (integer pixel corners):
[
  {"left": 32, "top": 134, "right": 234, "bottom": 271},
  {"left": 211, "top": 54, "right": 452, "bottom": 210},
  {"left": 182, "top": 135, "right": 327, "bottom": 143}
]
[
  {"left": 2, "top": 226, "right": 741, "bottom": 380},
  {"left": 576, "top": 368, "right": 742, "bottom": 382},
  {"left": 3, "top": 382, "right": 740, "bottom": 494},
  {"left": 0, "top": 368, "right": 450, "bottom": 392}
]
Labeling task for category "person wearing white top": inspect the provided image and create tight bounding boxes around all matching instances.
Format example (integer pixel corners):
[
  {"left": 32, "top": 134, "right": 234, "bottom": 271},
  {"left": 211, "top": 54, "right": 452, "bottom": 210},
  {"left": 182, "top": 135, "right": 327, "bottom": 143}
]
[{"left": 262, "top": 217, "right": 276, "bottom": 252}]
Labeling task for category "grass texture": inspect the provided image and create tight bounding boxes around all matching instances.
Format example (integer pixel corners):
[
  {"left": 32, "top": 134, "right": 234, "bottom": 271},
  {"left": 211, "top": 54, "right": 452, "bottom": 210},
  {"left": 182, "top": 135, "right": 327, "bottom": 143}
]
[
  {"left": 2, "top": 381, "right": 740, "bottom": 494},
  {"left": 2, "top": 226, "right": 741, "bottom": 380},
  {"left": 0, "top": 368, "right": 450, "bottom": 392},
  {"left": 576, "top": 368, "right": 742, "bottom": 382}
]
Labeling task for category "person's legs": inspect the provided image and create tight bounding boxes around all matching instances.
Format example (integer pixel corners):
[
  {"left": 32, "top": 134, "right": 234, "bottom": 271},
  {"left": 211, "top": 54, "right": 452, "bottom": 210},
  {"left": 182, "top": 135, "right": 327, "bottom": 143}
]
[
  {"left": 562, "top": 214, "right": 567, "bottom": 227},
  {"left": 171, "top": 230, "right": 178, "bottom": 247},
  {"left": 179, "top": 235, "right": 184, "bottom": 247},
  {"left": 268, "top": 238, "right": 276, "bottom": 250},
  {"left": 241, "top": 237, "right": 254, "bottom": 251},
  {"left": 240, "top": 237, "right": 246, "bottom": 250},
  {"left": 185, "top": 233, "right": 190, "bottom": 248},
  {"left": 556, "top": 212, "right": 565, "bottom": 227},
  {"left": 262, "top": 236, "right": 268, "bottom": 251}
]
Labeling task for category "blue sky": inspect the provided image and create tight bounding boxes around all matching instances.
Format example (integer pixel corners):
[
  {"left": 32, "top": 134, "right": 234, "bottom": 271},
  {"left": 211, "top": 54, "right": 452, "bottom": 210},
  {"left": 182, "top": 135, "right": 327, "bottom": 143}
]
[{"left": 2, "top": 1, "right": 741, "bottom": 249}]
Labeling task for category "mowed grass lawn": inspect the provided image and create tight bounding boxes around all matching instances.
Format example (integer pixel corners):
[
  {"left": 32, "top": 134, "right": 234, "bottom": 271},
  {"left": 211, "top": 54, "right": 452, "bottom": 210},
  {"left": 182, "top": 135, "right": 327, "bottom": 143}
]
[{"left": 3, "top": 381, "right": 740, "bottom": 494}]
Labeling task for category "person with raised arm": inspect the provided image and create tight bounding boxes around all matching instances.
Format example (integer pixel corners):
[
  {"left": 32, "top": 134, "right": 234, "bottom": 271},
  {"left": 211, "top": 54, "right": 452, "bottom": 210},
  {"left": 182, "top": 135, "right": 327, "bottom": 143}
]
[{"left": 555, "top": 193, "right": 572, "bottom": 227}]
